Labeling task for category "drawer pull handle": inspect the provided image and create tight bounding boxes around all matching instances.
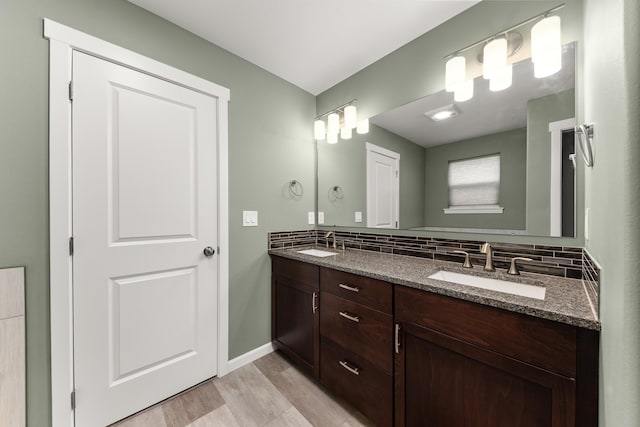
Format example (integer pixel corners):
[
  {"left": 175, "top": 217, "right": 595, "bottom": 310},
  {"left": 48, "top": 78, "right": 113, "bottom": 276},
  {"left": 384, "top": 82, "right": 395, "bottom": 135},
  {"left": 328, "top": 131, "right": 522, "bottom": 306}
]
[
  {"left": 339, "top": 311, "right": 360, "bottom": 323},
  {"left": 339, "top": 360, "right": 360, "bottom": 376},
  {"left": 395, "top": 323, "right": 401, "bottom": 354},
  {"left": 339, "top": 283, "right": 360, "bottom": 292}
]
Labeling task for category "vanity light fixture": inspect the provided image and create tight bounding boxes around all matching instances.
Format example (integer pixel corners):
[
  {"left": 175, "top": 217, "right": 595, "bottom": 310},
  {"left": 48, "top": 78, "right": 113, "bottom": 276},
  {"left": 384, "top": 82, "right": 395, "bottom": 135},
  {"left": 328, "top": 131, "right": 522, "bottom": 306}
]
[
  {"left": 443, "top": 4, "right": 564, "bottom": 98},
  {"left": 531, "top": 15, "right": 562, "bottom": 78},
  {"left": 314, "top": 99, "right": 368, "bottom": 143},
  {"left": 454, "top": 79, "right": 474, "bottom": 102},
  {"left": 424, "top": 104, "right": 460, "bottom": 122},
  {"left": 340, "top": 126, "right": 352, "bottom": 140},
  {"left": 482, "top": 38, "right": 507, "bottom": 80},
  {"left": 356, "top": 118, "right": 369, "bottom": 134}
]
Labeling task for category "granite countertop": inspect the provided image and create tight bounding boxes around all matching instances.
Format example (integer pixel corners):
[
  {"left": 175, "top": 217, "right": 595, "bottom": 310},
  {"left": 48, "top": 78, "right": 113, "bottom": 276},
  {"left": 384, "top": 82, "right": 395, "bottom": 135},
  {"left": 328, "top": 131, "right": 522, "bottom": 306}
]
[{"left": 269, "top": 246, "right": 600, "bottom": 331}]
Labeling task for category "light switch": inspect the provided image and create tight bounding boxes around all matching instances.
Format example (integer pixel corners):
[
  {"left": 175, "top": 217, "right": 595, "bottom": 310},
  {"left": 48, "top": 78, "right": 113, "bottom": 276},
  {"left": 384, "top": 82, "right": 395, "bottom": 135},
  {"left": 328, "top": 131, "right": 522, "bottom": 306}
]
[
  {"left": 308, "top": 211, "right": 315, "bottom": 225},
  {"left": 242, "top": 210, "right": 258, "bottom": 227},
  {"left": 318, "top": 212, "right": 325, "bottom": 224},
  {"left": 355, "top": 211, "right": 363, "bottom": 223}
]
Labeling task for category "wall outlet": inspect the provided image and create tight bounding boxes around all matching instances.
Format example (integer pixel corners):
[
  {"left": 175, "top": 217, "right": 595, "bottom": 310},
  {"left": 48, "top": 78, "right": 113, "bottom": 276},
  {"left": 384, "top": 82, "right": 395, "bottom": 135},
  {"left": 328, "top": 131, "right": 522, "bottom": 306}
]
[
  {"left": 355, "top": 211, "right": 363, "bottom": 223},
  {"left": 318, "top": 212, "right": 325, "bottom": 224},
  {"left": 308, "top": 211, "right": 315, "bottom": 225},
  {"left": 242, "top": 210, "right": 258, "bottom": 227}
]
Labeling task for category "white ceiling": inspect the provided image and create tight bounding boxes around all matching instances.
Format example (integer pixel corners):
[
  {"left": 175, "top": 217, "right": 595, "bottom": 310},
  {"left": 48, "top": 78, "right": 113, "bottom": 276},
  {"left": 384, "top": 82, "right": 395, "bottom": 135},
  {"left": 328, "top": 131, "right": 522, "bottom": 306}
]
[{"left": 128, "top": 0, "right": 479, "bottom": 95}]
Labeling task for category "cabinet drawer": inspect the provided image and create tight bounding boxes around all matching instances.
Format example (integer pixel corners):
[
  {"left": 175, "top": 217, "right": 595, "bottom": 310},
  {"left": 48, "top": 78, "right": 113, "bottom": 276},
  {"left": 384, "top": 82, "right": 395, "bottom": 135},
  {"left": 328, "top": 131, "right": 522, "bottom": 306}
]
[
  {"left": 321, "top": 337, "right": 392, "bottom": 427},
  {"left": 320, "top": 268, "right": 392, "bottom": 314},
  {"left": 320, "top": 292, "right": 393, "bottom": 374},
  {"left": 272, "top": 256, "right": 319, "bottom": 288},
  {"left": 395, "top": 286, "right": 577, "bottom": 377}
]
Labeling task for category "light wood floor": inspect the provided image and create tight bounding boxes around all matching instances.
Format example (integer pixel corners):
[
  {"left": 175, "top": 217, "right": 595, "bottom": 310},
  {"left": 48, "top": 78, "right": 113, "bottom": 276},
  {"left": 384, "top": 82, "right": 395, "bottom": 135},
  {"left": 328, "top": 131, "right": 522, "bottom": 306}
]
[{"left": 110, "top": 351, "right": 374, "bottom": 427}]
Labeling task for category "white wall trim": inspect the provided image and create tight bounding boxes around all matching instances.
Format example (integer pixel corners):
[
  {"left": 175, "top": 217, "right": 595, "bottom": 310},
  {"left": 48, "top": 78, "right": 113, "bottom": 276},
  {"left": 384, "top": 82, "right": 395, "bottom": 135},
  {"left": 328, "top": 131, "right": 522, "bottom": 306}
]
[
  {"left": 549, "top": 118, "right": 576, "bottom": 237},
  {"left": 226, "top": 342, "right": 275, "bottom": 373},
  {"left": 45, "top": 19, "right": 230, "bottom": 427}
]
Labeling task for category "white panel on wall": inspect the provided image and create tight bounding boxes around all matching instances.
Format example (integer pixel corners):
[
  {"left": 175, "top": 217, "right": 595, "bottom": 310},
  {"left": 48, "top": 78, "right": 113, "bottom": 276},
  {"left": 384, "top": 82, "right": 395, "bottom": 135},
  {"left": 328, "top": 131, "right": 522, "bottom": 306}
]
[{"left": 0, "top": 267, "right": 25, "bottom": 427}]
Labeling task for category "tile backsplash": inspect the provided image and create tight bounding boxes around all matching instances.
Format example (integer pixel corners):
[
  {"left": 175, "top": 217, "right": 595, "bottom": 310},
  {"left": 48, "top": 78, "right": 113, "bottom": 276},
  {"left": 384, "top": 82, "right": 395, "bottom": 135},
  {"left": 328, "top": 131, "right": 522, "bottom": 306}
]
[{"left": 268, "top": 229, "right": 600, "bottom": 313}]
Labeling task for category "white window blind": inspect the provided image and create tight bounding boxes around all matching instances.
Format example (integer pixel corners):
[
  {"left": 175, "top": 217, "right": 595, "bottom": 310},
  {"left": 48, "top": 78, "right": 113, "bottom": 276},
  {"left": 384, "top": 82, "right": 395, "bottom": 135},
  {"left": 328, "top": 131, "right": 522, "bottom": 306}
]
[{"left": 445, "top": 154, "right": 503, "bottom": 214}]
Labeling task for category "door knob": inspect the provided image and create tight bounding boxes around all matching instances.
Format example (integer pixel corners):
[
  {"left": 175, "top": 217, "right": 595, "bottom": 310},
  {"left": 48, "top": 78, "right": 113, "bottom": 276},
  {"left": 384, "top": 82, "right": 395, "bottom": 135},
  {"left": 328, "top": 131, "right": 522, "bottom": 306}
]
[{"left": 203, "top": 246, "right": 215, "bottom": 257}]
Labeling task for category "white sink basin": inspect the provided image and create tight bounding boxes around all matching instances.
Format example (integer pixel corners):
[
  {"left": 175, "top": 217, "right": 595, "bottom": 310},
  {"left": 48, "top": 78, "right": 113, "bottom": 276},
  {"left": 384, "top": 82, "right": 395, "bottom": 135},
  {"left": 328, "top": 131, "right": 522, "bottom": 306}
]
[
  {"left": 297, "top": 248, "right": 338, "bottom": 257},
  {"left": 428, "top": 270, "right": 545, "bottom": 300}
]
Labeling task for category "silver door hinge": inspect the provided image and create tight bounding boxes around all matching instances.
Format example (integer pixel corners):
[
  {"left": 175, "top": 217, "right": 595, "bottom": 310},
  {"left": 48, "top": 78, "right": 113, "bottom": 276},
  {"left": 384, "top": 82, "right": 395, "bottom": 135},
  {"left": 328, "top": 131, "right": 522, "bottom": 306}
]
[
  {"left": 69, "top": 237, "right": 74, "bottom": 256},
  {"left": 68, "top": 81, "right": 73, "bottom": 101},
  {"left": 396, "top": 170, "right": 399, "bottom": 178},
  {"left": 71, "top": 390, "right": 76, "bottom": 410}
]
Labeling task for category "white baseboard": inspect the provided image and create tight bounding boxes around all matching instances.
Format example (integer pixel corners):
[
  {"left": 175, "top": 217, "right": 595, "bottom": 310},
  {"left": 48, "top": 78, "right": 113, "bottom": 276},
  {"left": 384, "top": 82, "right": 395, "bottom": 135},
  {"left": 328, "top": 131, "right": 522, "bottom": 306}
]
[{"left": 224, "top": 342, "right": 275, "bottom": 374}]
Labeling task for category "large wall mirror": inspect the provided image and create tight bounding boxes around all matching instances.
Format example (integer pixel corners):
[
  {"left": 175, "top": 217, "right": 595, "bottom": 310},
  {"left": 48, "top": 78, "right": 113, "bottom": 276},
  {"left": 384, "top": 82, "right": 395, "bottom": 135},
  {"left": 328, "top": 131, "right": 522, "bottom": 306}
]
[{"left": 318, "top": 42, "right": 578, "bottom": 238}]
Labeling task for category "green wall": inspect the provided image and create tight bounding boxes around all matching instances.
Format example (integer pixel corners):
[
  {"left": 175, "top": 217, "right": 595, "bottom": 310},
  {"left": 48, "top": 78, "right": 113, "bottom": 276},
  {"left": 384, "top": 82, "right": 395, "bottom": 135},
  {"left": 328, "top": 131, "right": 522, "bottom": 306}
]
[
  {"left": 526, "top": 89, "right": 577, "bottom": 235},
  {"left": 318, "top": 124, "right": 425, "bottom": 228},
  {"left": 423, "top": 128, "right": 527, "bottom": 230},
  {"left": 583, "top": 0, "right": 640, "bottom": 425},
  {"left": 0, "top": 1, "right": 315, "bottom": 425}
]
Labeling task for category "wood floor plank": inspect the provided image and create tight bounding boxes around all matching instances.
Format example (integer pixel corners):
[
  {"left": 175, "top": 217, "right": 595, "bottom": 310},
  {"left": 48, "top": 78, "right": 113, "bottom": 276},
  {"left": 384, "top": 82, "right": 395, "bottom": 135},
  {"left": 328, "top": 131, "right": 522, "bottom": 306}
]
[
  {"left": 341, "top": 411, "right": 377, "bottom": 427},
  {"left": 214, "top": 363, "right": 291, "bottom": 427},
  {"left": 162, "top": 380, "right": 225, "bottom": 427},
  {"left": 110, "top": 406, "right": 168, "bottom": 427},
  {"left": 265, "top": 406, "right": 312, "bottom": 427},
  {"left": 186, "top": 404, "right": 240, "bottom": 427},
  {"left": 257, "top": 352, "right": 353, "bottom": 427}
]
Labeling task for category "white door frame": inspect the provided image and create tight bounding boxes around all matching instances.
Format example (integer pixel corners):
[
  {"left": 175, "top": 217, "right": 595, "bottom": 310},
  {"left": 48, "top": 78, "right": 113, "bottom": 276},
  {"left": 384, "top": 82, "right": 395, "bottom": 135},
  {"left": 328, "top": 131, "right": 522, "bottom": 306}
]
[
  {"left": 365, "top": 142, "right": 400, "bottom": 229},
  {"left": 45, "top": 19, "right": 230, "bottom": 427},
  {"left": 548, "top": 118, "right": 576, "bottom": 237}
]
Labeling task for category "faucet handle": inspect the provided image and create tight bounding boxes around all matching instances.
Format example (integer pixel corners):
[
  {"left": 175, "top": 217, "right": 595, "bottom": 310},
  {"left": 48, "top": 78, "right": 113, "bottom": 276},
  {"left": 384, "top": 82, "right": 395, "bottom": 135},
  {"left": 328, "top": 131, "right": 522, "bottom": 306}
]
[
  {"left": 452, "top": 250, "right": 473, "bottom": 268},
  {"left": 508, "top": 257, "right": 533, "bottom": 275}
]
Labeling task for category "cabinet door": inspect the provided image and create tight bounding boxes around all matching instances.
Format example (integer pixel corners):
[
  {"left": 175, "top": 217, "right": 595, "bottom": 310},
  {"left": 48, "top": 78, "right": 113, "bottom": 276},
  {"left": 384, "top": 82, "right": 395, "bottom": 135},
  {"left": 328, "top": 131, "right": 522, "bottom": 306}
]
[
  {"left": 272, "top": 257, "right": 319, "bottom": 378},
  {"left": 395, "top": 322, "right": 575, "bottom": 427}
]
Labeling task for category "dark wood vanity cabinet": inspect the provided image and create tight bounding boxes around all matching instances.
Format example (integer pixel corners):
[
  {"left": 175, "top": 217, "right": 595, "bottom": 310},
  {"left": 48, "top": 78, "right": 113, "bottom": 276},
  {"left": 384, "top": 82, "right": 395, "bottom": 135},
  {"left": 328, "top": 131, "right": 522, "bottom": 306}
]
[
  {"left": 394, "top": 286, "right": 599, "bottom": 427},
  {"left": 271, "top": 256, "right": 320, "bottom": 378},
  {"left": 271, "top": 256, "right": 598, "bottom": 427},
  {"left": 319, "top": 268, "right": 394, "bottom": 427}
]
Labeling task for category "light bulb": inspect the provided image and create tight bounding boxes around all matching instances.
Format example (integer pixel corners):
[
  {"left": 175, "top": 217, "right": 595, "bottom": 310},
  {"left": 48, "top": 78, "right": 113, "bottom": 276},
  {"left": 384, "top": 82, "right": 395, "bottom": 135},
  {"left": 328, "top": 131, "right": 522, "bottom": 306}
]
[
  {"left": 489, "top": 64, "right": 512, "bottom": 91},
  {"left": 445, "top": 56, "right": 466, "bottom": 92},
  {"left": 313, "top": 120, "right": 326, "bottom": 140},
  {"left": 327, "top": 113, "right": 340, "bottom": 135},
  {"left": 483, "top": 38, "right": 507, "bottom": 80},
  {"left": 532, "top": 16, "right": 562, "bottom": 78},
  {"left": 327, "top": 131, "right": 338, "bottom": 144},
  {"left": 454, "top": 79, "right": 473, "bottom": 102},
  {"left": 340, "top": 127, "right": 352, "bottom": 140},
  {"left": 344, "top": 105, "right": 357, "bottom": 129},
  {"left": 356, "top": 119, "right": 369, "bottom": 134}
]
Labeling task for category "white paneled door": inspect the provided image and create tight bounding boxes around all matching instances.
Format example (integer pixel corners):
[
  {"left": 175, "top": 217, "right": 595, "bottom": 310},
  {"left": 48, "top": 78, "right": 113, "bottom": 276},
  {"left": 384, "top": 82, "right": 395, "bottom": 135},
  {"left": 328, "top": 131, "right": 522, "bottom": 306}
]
[
  {"left": 366, "top": 143, "right": 400, "bottom": 229},
  {"left": 72, "top": 51, "right": 219, "bottom": 427}
]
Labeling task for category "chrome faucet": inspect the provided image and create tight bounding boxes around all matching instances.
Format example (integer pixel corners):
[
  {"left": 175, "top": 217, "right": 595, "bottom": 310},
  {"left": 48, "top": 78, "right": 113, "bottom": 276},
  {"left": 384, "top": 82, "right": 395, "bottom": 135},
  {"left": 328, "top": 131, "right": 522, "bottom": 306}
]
[
  {"left": 325, "top": 231, "right": 337, "bottom": 249},
  {"left": 480, "top": 242, "right": 495, "bottom": 272}
]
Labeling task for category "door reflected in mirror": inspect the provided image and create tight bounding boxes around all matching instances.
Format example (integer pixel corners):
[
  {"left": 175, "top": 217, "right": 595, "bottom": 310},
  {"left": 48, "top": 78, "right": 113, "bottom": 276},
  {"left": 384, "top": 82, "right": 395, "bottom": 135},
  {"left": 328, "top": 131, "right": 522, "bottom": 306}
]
[{"left": 317, "top": 42, "right": 578, "bottom": 238}]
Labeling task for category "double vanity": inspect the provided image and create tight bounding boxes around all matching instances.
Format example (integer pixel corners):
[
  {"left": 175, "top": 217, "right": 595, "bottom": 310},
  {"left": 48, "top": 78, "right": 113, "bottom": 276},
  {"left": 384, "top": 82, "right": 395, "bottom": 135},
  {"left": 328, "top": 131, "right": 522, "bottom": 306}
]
[{"left": 270, "top": 242, "right": 599, "bottom": 427}]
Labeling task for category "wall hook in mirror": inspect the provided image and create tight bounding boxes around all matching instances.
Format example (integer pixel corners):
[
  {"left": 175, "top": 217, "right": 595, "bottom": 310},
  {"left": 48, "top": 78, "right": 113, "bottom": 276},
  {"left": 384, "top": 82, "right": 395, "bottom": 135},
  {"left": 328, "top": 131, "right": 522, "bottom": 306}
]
[
  {"left": 288, "top": 180, "right": 304, "bottom": 198},
  {"left": 328, "top": 185, "right": 344, "bottom": 201},
  {"left": 575, "top": 124, "right": 594, "bottom": 167}
]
